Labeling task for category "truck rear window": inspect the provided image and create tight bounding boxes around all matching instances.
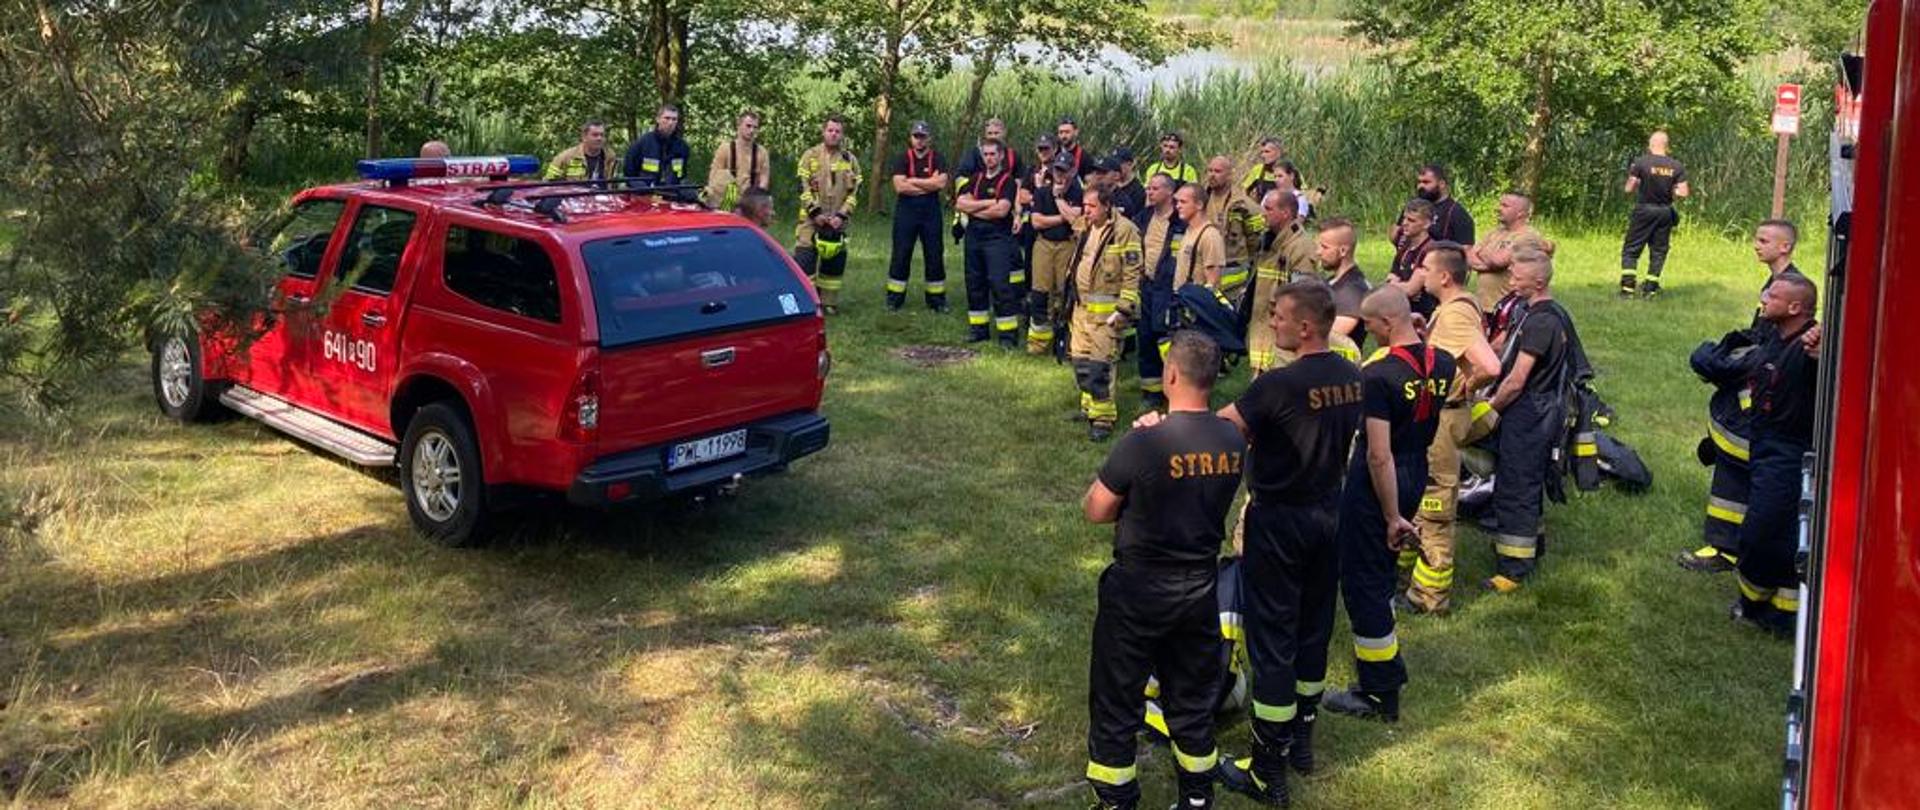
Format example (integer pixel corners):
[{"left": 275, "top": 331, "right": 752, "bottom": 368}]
[{"left": 581, "top": 227, "right": 815, "bottom": 347}]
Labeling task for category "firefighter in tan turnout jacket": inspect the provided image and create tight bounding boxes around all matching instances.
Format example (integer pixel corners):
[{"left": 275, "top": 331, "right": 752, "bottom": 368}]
[
  {"left": 794, "top": 116, "right": 861, "bottom": 313},
  {"left": 1070, "top": 186, "right": 1145, "bottom": 442}
]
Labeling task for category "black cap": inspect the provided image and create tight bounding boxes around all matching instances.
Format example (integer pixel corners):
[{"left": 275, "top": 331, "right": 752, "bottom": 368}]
[
  {"left": 1035, "top": 134, "right": 1057, "bottom": 149},
  {"left": 1057, "top": 115, "right": 1077, "bottom": 127},
  {"left": 1091, "top": 156, "right": 1121, "bottom": 173},
  {"left": 1111, "top": 146, "right": 1135, "bottom": 163},
  {"left": 909, "top": 120, "right": 931, "bottom": 136},
  {"left": 1160, "top": 131, "right": 1184, "bottom": 145},
  {"left": 1050, "top": 151, "right": 1076, "bottom": 172}
]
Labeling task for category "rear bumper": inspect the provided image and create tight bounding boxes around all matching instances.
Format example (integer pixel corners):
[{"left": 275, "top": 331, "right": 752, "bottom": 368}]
[{"left": 566, "top": 411, "right": 830, "bottom": 506}]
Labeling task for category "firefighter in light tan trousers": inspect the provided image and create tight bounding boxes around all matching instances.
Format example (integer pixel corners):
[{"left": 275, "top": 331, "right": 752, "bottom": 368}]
[
  {"left": 1402, "top": 243, "right": 1502, "bottom": 613},
  {"left": 1069, "top": 186, "right": 1145, "bottom": 443}
]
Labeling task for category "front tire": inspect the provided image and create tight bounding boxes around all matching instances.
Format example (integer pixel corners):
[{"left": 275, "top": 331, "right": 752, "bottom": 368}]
[
  {"left": 400, "top": 402, "right": 490, "bottom": 547},
  {"left": 151, "top": 333, "right": 223, "bottom": 422}
]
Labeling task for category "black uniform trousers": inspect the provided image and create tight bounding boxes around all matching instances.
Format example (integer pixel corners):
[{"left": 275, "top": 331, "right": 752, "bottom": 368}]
[
  {"left": 964, "top": 229, "right": 1021, "bottom": 343},
  {"left": 888, "top": 203, "right": 947, "bottom": 308},
  {"left": 1086, "top": 561, "right": 1223, "bottom": 805},
  {"left": 1621, "top": 203, "right": 1677, "bottom": 278},
  {"left": 1492, "top": 391, "right": 1564, "bottom": 580},
  {"left": 1735, "top": 436, "right": 1808, "bottom": 615},
  {"left": 1136, "top": 272, "right": 1173, "bottom": 397},
  {"left": 1241, "top": 497, "right": 1340, "bottom": 776},
  {"left": 1705, "top": 450, "right": 1751, "bottom": 557},
  {"left": 1336, "top": 457, "right": 1425, "bottom": 693}
]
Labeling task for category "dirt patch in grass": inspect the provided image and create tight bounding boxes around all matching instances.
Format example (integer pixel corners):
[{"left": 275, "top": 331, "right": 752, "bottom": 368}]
[{"left": 893, "top": 345, "right": 978, "bottom": 368}]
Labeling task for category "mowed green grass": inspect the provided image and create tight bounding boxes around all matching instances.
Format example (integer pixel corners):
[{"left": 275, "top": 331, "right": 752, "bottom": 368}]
[{"left": 0, "top": 216, "right": 1801, "bottom": 808}]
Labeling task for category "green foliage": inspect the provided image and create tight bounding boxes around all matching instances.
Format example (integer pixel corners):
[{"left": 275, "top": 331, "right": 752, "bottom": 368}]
[{"left": 1345, "top": 0, "right": 1773, "bottom": 209}]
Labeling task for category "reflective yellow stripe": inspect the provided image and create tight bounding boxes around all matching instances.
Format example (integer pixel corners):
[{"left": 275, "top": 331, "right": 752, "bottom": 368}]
[
  {"left": 926, "top": 282, "right": 946, "bottom": 294},
  {"left": 1218, "top": 269, "right": 1249, "bottom": 288},
  {"left": 1707, "top": 496, "right": 1747, "bottom": 525},
  {"left": 1086, "top": 760, "right": 1138, "bottom": 786},
  {"left": 1255, "top": 267, "right": 1283, "bottom": 281},
  {"left": 1738, "top": 574, "right": 1774, "bottom": 603},
  {"left": 1028, "top": 324, "right": 1055, "bottom": 339},
  {"left": 1173, "top": 745, "right": 1220, "bottom": 774},
  {"left": 1144, "top": 700, "right": 1170, "bottom": 737},
  {"left": 1739, "top": 388, "right": 1753, "bottom": 411},
  {"left": 1119, "top": 289, "right": 1141, "bottom": 304},
  {"left": 1420, "top": 496, "right": 1445, "bottom": 514},
  {"left": 1332, "top": 343, "right": 1360, "bottom": 363},
  {"left": 1144, "top": 676, "right": 1161, "bottom": 699},
  {"left": 641, "top": 158, "right": 661, "bottom": 171},
  {"left": 1220, "top": 611, "right": 1243, "bottom": 641},
  {"left": 995, "top": 316, "right": 1020, "bottom": 331},
  {"left": 1085, "top": 302, "right": 1117, "bottom": 314},
  {"left": 1295, "top": 680, "right": 1326, "bottom": 697},
  {"left": 1089, "top": 399, "right": 1118, "bottom": 420},
  {"left": 1710, "top": 418, "right": 1751, "bottom": 462},
  {"left": 1471, "top": 401, "right": 1494, "bottom": 422},
  {"left": 1354, "top": 633, "right": 1399, "bottom": 663},
  {"left": 967, "top": 310, "right": 991, "bottom": 326},
  {"left": 1009, "top": 270, "right": 1027, "bottom": 284},
  {"left": 885, "top": 279, "right": 908, "bottom": 293},
  {"left": 1771, "top": 589, "right": 1800, "bottom": 612},
  {"left": 1413, "top": 559, "right": 1453, "bottom": 588},
  {"left": 1495, "top": 533, "right": 1537, "bottom": 559},
  {"left": 1252, "top": 699, "right": 1296, "bottom": 722},
  {"left": 1141, "top": 378, "right": 1163, "bottom": 393},
  {"left": 1575, "top": 442, "right": 1598, "bottom": 457},
  {"left": 1397, "top": 549, "right": 1419, "bottom": 570},
  {"left": 814, "top": 277, "right": 843, "bottom": 290}
]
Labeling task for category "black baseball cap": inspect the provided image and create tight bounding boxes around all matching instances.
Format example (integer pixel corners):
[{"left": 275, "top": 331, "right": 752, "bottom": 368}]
[
  {"left": 1050, "top": 152, "right": 1076, "bottom": 172},
  {"left": 1160, "top": 131, "right": 1185, "bottom": 145},
  {"left": 1091, "top": 156, "right": 1121, "bottom": 173},
  {"left": 909, "top": 120, "right": 931, "bottom": 136},
  {"left": 1035, "top": 134, "right": 1058, "bottom": 149},
  {"left": 1111, "top": 146, "right": 1135, "bottom": 163},
  {"left": 1057, "top": 116, "right": 1078, "bottom": 127}
]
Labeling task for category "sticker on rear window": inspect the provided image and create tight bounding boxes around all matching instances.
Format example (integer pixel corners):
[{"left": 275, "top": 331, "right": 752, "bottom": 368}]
[{"left": 779, "top": 293, "right": 799, "bottom": 315}]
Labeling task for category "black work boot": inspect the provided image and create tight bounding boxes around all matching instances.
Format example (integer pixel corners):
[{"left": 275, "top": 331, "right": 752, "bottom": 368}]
[
  {"left": 1170, "top": 765, "right": 1216, "bottom": 810},
  {"left": 1677, "top": 546, "right": 1737, "bottom": 573},
  {"left": 886, "top": 292, "right": 906, "bottom": 311},
  {"left": 1220, "top": 725, "right": 1290, "bottom": 807},
  {"left": 1087, "top": 780, "right": 1141, "bottom": 810},
  {"left": 1323, "top": 687, "right": 1400, "bottom": 723},
  {"left": 1089, "top": 421, "right": 1115, "bottom": 442},
  {"left": 1289, "top": 696, "right": 1320, "bottom": 774},
  {"left": 1618, "top": 272, "right": 1637, "bottom": 297},
  {"left": 1641, "top": 277, "right": 1663, "bottom": 298}
]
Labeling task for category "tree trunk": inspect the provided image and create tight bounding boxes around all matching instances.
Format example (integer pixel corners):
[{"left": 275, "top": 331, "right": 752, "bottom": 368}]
[
  {"left": 218, "top": 92, "right": 258, "bottom": 182},
  {"left": 1517, "top": 50, "right": 1552, "bottom": 199},
  {"left": 867, "top": 43, "right": 901, "bottom": 210},
  {"left": 648, "top": 0, "right": 690, "bottom": 104},
  {"left": 957, "top": 41, "right": 1001, "bottom": 153},
  {"left": 365, "top": 0, "right": 385, "bottom": 158}
]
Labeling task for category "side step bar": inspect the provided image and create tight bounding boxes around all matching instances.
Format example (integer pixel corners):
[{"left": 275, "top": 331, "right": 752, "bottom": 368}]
[{"left": 220, "top": 385, "right": 397, "bottom": 467}]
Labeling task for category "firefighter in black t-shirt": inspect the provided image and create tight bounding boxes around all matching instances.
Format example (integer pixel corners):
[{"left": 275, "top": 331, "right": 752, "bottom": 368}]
[
  {"left": 1323, "top": 286, "right": 1455, "bottom": 724},
  {"left": 955, "top": 138, "right": 1024, "bottom": 346},
  {"left": 1081, "top": 331, "right": 1247, "bottom": 810},
  {"left": 1729, "top": 273, "right": 1820, "bottom": 638},
  {"left": 887, "top": 121, "right": 952, "bottom": 312},
  {"left": 1209, "top": 280, "right": 1364, "bottom": 807},
  {"left": 1484, "top": 248, "right": 1574, "bottom": 592},
  {"left": 1620, "top": 130, "right": 1692, "bottom": 298}
]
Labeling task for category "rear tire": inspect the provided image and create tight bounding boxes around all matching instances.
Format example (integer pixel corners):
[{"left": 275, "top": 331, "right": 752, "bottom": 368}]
[
  {"left": 151, "top": 333, "right": 224, "bottom": 422},
  {"left": 400, "top": 402, "right": 490, "bottom": 547}
]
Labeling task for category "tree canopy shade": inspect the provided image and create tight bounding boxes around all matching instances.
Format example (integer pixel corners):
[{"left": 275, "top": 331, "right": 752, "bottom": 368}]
[{"left": 1346, "top": 0, "right": 1772, "bottom": 201}]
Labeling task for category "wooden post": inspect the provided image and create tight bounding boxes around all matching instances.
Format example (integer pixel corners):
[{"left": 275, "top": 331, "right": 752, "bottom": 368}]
[{"left": 1771, "top": 132, "right": 1791, "bottom": 219}]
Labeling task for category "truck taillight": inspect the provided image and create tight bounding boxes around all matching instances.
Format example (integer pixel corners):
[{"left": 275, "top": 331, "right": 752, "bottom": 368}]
[{"left": 562, "top": 368, "right": 600, "bottom": 442}]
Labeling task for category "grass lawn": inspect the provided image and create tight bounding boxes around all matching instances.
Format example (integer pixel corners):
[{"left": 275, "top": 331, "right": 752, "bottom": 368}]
[{"left": 0, "top": 217, "right": 1799, "bottom": 808}]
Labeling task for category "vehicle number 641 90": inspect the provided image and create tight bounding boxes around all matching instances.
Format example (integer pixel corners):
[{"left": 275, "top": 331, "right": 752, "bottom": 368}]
[{"left": 323, "top": 330, "right": 377, "bottom": 372}]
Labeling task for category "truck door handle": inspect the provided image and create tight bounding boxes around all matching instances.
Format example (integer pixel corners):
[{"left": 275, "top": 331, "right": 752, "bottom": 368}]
[
  {"left": 286, "top": 293, "right": 311, "bottom": 305},
  {"left": 701, "top": 347, "right": 736, "bottom": 368},
  {"left": 361, "top": 312, "right": 388, "bottom": 328}
]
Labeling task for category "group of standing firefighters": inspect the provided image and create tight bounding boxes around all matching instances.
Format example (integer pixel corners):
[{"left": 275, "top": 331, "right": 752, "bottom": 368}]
[{"left": 532, "top": 107, "right": 1826, "bottom": 810}]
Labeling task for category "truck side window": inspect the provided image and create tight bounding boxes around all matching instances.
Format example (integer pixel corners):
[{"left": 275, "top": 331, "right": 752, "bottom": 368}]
[
  {"left": 264, "top": 199, "right": 347, "bottom": 279},
  {"left": 442, "top": 225, "right": 563, "bottom": 324},
  {"left": 330, "top": 205, "right": 418, "bottom": 295}
]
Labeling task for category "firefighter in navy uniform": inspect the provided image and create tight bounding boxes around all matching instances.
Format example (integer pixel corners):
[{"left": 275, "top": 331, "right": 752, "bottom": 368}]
[
  {"left": 1483, "top": 249, "right": 1574, "bottom": 592},
  {"left": 1081, "top": 331, "right": 1246, "bottom": 810},
  {"left": 886, "top": 121, "right": 951, "bottom": 311},
  {"left": 1111, "top": 147, "right": 1147, "bottom": 220},
  {"left": 955, "top": 137, "right": 1024, "bottom": 346},
  {"left": 1322, "top": 286, "right": 1454, "bottom": 723},
  {"left": 794, "top": 116, "right": 861, "bottom": 314},
  {"left": 1068, "top": 186, "right": 1144, "bottom": 441},
  {"left": 1619, "top": 130, "right": 1691, "bottom": 297},
  {"left": 1729, "top": 273, "right": 1820, "bottom": 637},
  {"left": 622, "top": 104, "right": 691, "bottom": 189},
  {"left": 1679, "top": 219, "right": 1802, "bottom": 572},
  {"left": 1028, "top": 151, "right": 1085, "bottom": 354},
  {"left": 1211, "top": 281, "right": 1365, "bottom": 807}
]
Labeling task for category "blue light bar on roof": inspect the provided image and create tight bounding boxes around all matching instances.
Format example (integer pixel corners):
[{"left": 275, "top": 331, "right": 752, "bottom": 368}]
[{"left": 356, "top": 155, "right": 540, "bottom": 183}]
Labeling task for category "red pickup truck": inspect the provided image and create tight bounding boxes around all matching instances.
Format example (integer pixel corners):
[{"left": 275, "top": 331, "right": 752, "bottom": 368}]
[{"left": 151, "top": 156, "right": 831, "bottom": 546}]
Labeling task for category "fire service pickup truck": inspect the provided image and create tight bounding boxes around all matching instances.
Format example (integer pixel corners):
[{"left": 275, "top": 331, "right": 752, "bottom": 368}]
[{"left": 151, "top": 155, "right": 831, "bottom": 546}]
